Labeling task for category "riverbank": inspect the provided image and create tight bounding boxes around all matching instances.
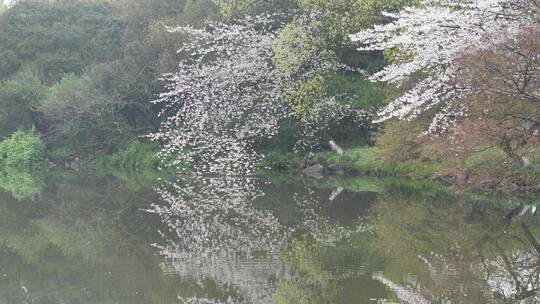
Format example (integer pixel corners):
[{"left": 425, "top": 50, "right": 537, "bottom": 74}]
[{"left": 260, "top": 146, "right": 540, "bottom": 198}]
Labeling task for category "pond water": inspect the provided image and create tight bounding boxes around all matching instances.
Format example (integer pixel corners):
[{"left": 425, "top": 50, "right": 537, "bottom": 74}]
[{"left": 0, "top": 169, "right": 538, "bottom": 303}]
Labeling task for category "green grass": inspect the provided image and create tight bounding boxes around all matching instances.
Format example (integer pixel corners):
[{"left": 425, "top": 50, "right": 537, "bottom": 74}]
[
  {"left": 314, "top": 146, "right": 436, "bottom": 179},
  {"left": 258, "top": 146, "right": 437, "bottom": 181},
  {"left": 95, "top": 140, "right": 161, "bottom": 170}
]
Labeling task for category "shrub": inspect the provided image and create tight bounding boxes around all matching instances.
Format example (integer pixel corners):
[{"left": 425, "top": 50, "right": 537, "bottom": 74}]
[
  {"left": 0, "top": 167, "right": 44, "bottom": 201},
  {"left": 0, "top": 130, "right": 46, "bottom": 170},
  {"left": 97, "top": 140, "right": 161, "bottom": 170},
  {"left": 258, "top": 151, "right": 303, "bottom": 172},
  {"left": 377, "top": 120, "right": 423, "bottom": 163}
]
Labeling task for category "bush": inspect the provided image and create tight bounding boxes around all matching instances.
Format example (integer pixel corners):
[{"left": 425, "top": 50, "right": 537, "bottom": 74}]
[
  {"left": 97, "top": 140, "right": 160, "bottom": 170},
  {"left": 0, "top": 130, "right": 46, "bottom": 170},
  {"left": 258, "top": 151, "right": 303, "bottom": 173},
  {"left": 377, "top": 120, "right": 423, "bottom": 163},
  {"left": 0, "top": 167, "right": 44, "bottom": 201},
  {"left": 0, "top": 67, "right": 45, "bottom": 137}
]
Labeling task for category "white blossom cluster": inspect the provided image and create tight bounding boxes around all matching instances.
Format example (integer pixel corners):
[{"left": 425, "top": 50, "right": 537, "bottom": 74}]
[
  {"left": 150, "top": 14, "right": 292, "bottom": 176},
  {"left": 350, "top": 0, "right": 537, "bottom": 132}
]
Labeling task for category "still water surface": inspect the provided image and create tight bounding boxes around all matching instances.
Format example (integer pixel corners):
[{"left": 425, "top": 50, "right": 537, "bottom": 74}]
[{"left": 0, "top": 170, "right": 538, "bottom": 303}]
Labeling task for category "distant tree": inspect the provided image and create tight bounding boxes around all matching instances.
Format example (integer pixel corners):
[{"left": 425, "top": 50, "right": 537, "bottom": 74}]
[
  {"left": 109, "top": 0, "right": 187, "bottom": 36},
  {"left": 39, "top": 68, "right": 130, "bottom": 156},
  {"left": 0, "top": 0, "right": 124, "bottom": 83},
  {"left": 0, "top": 67, "right": 45, "bottom": 137},
  {"left": 212, "top": 0, "right": 296, "bottom": 20}
]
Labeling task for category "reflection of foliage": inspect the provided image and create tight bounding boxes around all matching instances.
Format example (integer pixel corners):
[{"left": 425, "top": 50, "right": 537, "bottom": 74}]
[
  {"left": 369, "top": 195, "right": 540, "bottom": 303},
  {"left": 153, "top": 174, "right": 379, "bottom": 303},
  {"left": 0, "top": 169, "right": 244, "bottom": 303},
  {"left": 274, "top": 232, "right": 387, "bottom": 304}
]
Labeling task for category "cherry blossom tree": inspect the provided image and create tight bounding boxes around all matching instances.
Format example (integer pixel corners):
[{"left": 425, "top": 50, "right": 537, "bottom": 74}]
[
  {"left": 350, "top": 0, "right": 539, "bottom": 133},
  {"left": 150, "top": 14, "right": 291, "bottom": 176}
]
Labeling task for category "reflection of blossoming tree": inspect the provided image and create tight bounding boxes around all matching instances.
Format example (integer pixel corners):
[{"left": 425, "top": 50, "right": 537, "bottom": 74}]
[
  {"left": 151, "top": 179, "right": 370, "bottom": 303},
  {"left": 369, "top": 197, "right": 540, "bottom": 304}
]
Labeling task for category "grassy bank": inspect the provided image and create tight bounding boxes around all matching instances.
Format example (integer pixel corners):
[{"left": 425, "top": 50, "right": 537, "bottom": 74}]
[
  {"left": 260, "top": 145, "right": 540, "bottom": 198},
  {"left": 259, "top": 146, "right": 436, "bottom": 179}
]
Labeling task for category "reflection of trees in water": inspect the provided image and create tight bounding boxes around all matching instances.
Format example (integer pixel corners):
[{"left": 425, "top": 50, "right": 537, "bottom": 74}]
[
  {"left": 478, "top": 204, "right": 540, "bottom": 303},
  {"left": 0, "top": 171, "right": 222, "bottom": 304},
  {"left": 370, "top": 197, "right": 540, "bottom": 304},
  {"left": 152, "top": 176, "right": 293, "bottom": 303},
  {"left": 150, "top": 177, "right": 291, "bottom": 256},
  {"left": 0, "top": 166, "right": 44, "bottom": 200},
  {"left": 291, "top": 187, "right": 371, "bottom": 246},
  {"left": 152, "top": 177, "right": 372, "bottom": 304}
]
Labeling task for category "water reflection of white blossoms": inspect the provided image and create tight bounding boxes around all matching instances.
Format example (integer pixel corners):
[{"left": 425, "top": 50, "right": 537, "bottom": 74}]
[
  {"left": 150, "top": 177, "right": 369, "bottom": 303},
  {"left": 483, "top": 251, "right": 540, "bottom": 302},
  {"left": 293, "top": 188, "right": 370, "bottom": 246},
  {"left": 149, "top": 177, "right": 292, "bottom": 255}
]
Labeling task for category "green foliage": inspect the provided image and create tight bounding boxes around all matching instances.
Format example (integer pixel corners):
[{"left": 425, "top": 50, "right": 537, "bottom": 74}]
[
  {"left": 97, "top": 140, "right": 161, "bottom": 170},
  {"left": 274, "top": 20, "right": 335, "bottom": 77},
  {"left": 258, "top": 150, "right": 303, "bottom": 173},
  {"left": 458, "top": 147, "right": 514, "bottom": 188},
  {"left": 377, "top": 120, "right": 424, "bottom": 163},
  {"left": 0, "top": 130, "right": 46, "bottom": 200},
  {"left": 283, "top": 72, "right": 386, "bottom": 146},
  {"left": 0, "top": 0, "right": 124, "bottom": 83},
  {"left": 297, "top": 0, "right": 413, "bottom": 43},
  {"left": 285, "top": 72, "right": 386, "bottom": 116},
  {"left": 0, "top": 0, "right": 156, "bottom": 160},
  {"left": 0, "top": 167, "right": 44, "bottom": 201},
  {"left": 284, "top": 74, "right": 326, "bottom": 115},
  {"left": 0, "top": 67, "right": 46, "bottom": 137},
  {"left": 0, "top": 130, "right": 46, "bottom": 170},
  {"left": 519, "top": 146, "right": 540, "bottom": 187},
  {"left": 306, "top": 146, "right": 436, "bottom": 180},
  {"left": 275, "top": 0, "right": 414, "bottom": 75},
  {"left": 212, "top": 0, "right": 296, "bottom": 20},
  {"left": 40, "top": 69, "right": 132, "bottom": 156},
  {"left": 181, "top": 0, "right": 220, "bottom": 25},
  {"left": 463, "top": 147, "right": 507, "bottom": 172},
  {"left": 0, "top": 0, "right": 413, "bottom": 168},
  {"left": 41, "top": 72, "right": 115, "bottom": 119}
]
